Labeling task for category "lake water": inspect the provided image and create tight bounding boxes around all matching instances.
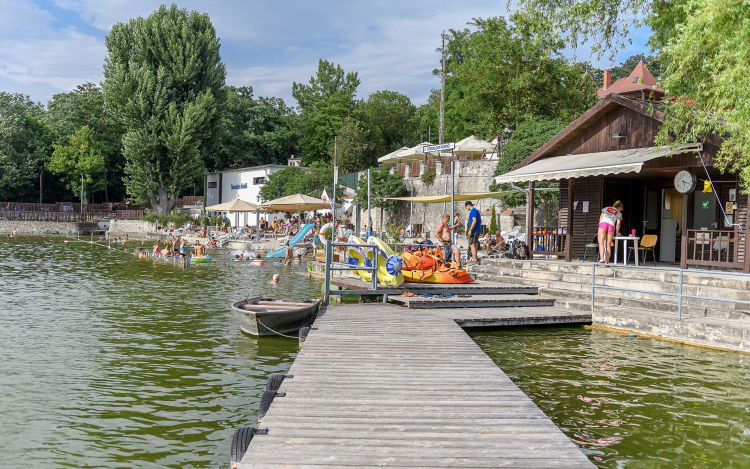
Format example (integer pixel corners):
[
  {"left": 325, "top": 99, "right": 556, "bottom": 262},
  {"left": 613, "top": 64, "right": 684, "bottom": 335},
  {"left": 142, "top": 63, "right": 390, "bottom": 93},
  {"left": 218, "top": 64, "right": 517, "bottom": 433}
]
[
  {"left": 0, "top": 236, "right": 320, "bottom": 468},
  {"left": 471, "top": 326, "right": 750, "bottom": 468}
]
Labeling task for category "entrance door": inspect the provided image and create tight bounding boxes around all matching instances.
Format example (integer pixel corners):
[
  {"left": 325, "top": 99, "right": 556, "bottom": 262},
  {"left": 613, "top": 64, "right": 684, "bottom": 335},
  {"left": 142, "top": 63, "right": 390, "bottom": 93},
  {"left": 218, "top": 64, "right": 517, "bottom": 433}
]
[
  {"left": 644, "top": 190, "right": 659, "bottom": 231},
  {"left": 693, "top": 191, "right": 717, "bottom": 230}
]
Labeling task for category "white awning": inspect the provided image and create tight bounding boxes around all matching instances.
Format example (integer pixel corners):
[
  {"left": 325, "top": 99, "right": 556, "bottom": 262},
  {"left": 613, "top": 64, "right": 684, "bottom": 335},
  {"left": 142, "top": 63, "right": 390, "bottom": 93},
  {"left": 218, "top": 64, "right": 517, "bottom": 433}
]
[{"left": 494, "top": 144, "right": 702, "bottom": 184}]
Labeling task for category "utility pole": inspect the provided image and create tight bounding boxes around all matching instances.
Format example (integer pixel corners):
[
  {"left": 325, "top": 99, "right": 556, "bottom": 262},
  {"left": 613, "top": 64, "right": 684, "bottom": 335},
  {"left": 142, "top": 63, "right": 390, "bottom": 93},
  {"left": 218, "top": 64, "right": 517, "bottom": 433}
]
[
  {"left": 39, "top": 170, "right": 43, "bottom": 204},
  {"left": 80, "top": 174, "right": 84, "bottom": 213},
  {"left": 428, "top": 126, "right": 431, "bottom": 143},
  {"left": 440, "top": 30, "right": 445, "bottom": 145}
]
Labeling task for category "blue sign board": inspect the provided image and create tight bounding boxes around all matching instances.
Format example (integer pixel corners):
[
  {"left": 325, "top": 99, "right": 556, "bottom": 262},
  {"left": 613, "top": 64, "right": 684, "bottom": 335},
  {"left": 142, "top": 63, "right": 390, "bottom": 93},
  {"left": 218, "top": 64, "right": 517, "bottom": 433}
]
[{"left": 230, "top": 183, "right": 248, "bottom": 190}]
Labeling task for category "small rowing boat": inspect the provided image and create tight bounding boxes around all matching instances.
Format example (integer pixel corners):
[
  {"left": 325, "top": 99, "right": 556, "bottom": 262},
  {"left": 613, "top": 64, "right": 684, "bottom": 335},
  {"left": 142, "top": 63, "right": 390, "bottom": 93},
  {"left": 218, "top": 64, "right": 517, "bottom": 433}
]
[{"left": 231, "top": 297, "right": 321, "bottom": 337}]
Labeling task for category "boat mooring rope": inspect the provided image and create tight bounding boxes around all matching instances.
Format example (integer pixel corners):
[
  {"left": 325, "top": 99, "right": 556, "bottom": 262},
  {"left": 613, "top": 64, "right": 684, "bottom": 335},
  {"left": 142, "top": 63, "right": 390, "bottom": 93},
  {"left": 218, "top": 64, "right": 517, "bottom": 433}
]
[{"left": 255, "top": 317, "right": 300, "bottom": 339}]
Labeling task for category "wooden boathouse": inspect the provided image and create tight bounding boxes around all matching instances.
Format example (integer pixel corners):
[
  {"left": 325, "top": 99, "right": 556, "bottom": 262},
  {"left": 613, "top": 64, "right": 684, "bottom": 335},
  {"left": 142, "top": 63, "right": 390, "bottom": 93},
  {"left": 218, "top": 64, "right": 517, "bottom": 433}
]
[{"left": 495, "top": 68, "right": 749, "bottom": 272}]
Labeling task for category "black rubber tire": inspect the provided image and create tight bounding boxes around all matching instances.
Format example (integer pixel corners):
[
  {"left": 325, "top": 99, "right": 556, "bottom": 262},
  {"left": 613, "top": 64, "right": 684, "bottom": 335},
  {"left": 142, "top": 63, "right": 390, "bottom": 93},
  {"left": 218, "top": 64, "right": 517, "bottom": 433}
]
[
  {"left": 265, "top": 373, "right": 285, "bottom": 392},
  {"left": 230, "top": 426, "right": 255, "bottom": 468},
  {"left": 298, "top": 327, "right": 311, "bottom": 344},
  {"left": 258, "top": 390, "right": 276, "bottom": 419}
]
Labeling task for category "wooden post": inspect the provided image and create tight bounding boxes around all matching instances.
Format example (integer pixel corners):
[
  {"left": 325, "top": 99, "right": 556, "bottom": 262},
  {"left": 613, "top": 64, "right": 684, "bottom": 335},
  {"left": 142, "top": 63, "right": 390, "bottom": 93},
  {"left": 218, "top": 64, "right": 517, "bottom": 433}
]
[
  {"left": 680, "top": 193, "right": 689, "bottom": 269},
  {"left": 527, "top": 181, "right": 535, "bottom": 251},
  {"left": 744, "top": 194, "right": 750, "bottom": 273},
  {"left": 565, "top": 179, "right": 574, "bottom": 262}
]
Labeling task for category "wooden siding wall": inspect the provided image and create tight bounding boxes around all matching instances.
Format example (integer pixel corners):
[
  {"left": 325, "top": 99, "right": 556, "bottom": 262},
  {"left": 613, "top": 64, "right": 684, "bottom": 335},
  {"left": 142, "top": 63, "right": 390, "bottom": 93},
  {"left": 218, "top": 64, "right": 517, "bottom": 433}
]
[
  {"left": 561, "top": 177, "right": 603, "bottom": 258},
  {"left": 555, "top": 107, "right": 660, "bottom": 156},
  {"left": 719, "top": 183, "right": 747, "bottom": 263}
]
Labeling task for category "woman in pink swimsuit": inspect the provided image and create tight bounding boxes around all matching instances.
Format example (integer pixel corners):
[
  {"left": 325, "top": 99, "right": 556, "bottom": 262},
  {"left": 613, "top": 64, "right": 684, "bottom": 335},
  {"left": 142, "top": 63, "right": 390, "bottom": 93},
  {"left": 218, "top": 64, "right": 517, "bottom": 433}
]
[{"left": 597, "top": 200, "right": 624, "bottom": 263}]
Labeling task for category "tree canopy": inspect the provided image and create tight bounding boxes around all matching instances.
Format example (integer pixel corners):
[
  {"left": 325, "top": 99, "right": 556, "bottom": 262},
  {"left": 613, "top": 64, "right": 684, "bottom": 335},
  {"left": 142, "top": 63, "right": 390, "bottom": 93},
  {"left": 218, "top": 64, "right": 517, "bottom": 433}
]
[
  {"left": 292, "top": 60, "right": 360, "bottom": 165},
  {"left": 214, "top": 86, "right": 299, "bottom": 171},
  {"left": 48, "top": 125, "right": 107, "bottom": 198},
  {"left": 103, "top": 4, "right": 226, "bottom": 214},
  {"left": 0, "top": 93, "right": 50, "bottom": 201},
  {"left": 441, "top": 15, "right": 598, "bottom": 140},
  {"left": 259, "top": 161, "right": 342, "bottom": 202}
]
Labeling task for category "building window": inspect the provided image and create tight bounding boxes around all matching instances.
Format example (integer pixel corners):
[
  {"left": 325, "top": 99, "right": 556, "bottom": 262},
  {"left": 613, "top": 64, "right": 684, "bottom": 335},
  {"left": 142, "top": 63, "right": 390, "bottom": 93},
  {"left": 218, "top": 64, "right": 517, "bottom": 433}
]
[
  {"left": 208, "top": 181, "right": 217, "bottom": 188},
  {"left": 253, "top": 177, "right": 265, "bottom": 185}
]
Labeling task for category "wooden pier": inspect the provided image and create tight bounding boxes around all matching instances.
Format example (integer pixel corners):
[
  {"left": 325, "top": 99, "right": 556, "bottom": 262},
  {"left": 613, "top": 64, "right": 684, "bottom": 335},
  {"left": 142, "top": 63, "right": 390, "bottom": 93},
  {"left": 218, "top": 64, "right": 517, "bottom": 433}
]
[{"left": 239, "top": 303, "right": 594, "bottom": 468}]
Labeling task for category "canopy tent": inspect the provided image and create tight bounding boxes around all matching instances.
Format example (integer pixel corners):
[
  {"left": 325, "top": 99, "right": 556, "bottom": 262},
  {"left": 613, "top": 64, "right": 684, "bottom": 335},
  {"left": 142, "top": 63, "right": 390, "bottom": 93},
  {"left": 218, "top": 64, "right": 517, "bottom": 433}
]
[
  {"left": 259, "top": 193, "right": 337, "bottom": 212},
  {"left": 494, "top": 144, "right": 702, "bottom": 184},
  {"left": 387, "top": 189, "right": 558, "bottom": 203},
  {"left": 377, "top": 146, "right": 409, "bottom": 165},
  {"left": 453, "top": 135, "right": 498, "bottom": 158},
  {"left": 205, "top": 199, "right": 259, "bottom": 212},
  {"left": 389, "top": 141, "right": 435, "bottom": 162}
]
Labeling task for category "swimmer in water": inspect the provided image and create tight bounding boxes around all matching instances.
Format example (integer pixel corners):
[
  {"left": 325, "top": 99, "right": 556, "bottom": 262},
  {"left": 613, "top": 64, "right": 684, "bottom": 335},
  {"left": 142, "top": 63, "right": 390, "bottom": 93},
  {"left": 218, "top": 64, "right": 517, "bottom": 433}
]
[
  {"left": 270, "top": 273, "right": 280, "bottom": 284},
  {"left": 64, "top": 237, "right": 69, "bottom": 243},
  {"left": 10, "top": 229, "right": 18, "bottom": 237},
  {"left": 139, "top": 250, "right": 148, "bottom": 259}
]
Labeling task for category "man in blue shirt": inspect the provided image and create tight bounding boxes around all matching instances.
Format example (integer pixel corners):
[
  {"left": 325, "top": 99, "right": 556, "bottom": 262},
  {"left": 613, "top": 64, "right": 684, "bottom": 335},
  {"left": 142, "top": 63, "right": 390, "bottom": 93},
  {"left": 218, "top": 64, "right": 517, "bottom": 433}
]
[{"left": 465, "top": 201, "right": 482, "bottom": 263}]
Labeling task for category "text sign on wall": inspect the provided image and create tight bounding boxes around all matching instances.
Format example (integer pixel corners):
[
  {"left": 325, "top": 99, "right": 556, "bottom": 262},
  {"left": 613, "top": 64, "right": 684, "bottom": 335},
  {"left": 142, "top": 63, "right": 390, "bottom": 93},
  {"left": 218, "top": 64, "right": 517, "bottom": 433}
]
[
  {"left": 423, "top": 142, "right": 455, "bottom": 153},
  {"left": 231, "top": 183, "right": 248, "bottom": 190}
]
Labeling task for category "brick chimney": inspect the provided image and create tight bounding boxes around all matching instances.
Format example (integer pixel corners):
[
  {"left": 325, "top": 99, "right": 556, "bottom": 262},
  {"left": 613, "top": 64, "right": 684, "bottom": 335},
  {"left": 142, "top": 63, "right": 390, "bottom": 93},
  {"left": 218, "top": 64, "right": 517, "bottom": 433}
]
[{"left": 603, "top": 70, "right": 612, "bottom": 89}]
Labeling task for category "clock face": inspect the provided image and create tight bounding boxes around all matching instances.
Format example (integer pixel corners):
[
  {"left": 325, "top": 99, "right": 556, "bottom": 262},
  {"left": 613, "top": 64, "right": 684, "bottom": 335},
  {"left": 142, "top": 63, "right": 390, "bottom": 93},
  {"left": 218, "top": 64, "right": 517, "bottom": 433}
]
[{"left": 674, "top": 170, "right": 696, "bottom": 194}]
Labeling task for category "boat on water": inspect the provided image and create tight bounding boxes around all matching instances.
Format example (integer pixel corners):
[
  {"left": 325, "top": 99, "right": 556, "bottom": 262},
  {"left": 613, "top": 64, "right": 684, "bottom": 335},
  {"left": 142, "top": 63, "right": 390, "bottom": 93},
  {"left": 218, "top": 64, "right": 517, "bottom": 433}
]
[
  {"left": 231, "top": 297, "right": 321, "bottom": 337},
  {"left": 399, "top": 247, "right": 474, "bottom": 284}
]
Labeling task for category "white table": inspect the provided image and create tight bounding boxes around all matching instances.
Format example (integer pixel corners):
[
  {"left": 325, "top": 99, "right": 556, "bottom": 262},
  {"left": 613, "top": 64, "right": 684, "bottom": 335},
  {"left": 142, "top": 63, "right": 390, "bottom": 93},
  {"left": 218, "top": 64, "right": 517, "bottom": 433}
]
[{"left": 613, "top": 236, "right": 640, "bottom": 266}]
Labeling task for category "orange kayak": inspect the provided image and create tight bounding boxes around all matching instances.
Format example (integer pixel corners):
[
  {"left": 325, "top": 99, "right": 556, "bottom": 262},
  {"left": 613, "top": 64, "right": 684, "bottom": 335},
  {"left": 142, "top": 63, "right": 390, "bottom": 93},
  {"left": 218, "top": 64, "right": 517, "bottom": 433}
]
[{"left": 402, "top": 267, "right": 474, "bottom": 284}]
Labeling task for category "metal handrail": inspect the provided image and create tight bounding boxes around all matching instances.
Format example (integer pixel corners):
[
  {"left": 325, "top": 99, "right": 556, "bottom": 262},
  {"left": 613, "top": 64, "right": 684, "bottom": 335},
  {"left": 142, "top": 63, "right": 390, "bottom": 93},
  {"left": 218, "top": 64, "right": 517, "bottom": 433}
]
[
  {"left": 323, "top": 240, "right": 379, "bottom": 303},
  {"left": 591, "top": 262, "right": 750, "bottom": 320}
]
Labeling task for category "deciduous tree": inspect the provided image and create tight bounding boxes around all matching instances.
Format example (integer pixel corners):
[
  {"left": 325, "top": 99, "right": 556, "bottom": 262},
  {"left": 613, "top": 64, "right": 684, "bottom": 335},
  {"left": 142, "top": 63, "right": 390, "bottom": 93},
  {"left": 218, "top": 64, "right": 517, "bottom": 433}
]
[
  {"left": 292, "top": 60, "right": 360, "bottom": 165},
  {"left": 103, "top": 4, "right": 226, "bottom": 214},
  {"left": 48, "top": 125, "right": 107, "bottom": 199},
  {"left": 331, "top": 116, "right": 373, "bottom": 175}
]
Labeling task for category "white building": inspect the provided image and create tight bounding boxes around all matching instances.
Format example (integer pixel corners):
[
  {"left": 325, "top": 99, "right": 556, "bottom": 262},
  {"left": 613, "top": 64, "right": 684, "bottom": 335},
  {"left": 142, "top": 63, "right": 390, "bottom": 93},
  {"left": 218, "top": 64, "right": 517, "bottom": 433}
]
[{"left": 205, "top": 164, "right": 288, "bottom": 226}]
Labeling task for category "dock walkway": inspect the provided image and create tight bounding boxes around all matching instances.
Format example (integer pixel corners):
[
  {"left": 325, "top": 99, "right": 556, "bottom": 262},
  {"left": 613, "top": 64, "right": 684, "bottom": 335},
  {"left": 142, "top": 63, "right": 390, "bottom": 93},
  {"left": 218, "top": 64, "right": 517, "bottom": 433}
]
[{"left": 240, "top": 304, "right": 594, "bottom": 468}]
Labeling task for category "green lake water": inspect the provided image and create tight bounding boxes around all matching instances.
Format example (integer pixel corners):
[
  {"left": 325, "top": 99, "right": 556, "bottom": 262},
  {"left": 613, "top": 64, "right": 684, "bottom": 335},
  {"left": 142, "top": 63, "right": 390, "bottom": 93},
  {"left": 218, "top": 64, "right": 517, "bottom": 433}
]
[
  {"left": 3, "top": 236, "right": 750, "bottom": 468},
  {"left": 471, "top": 326, "right": 750, "bottom": 468},
  {"left": 0, "top": 235, "right": 320, "bottom": 468}
]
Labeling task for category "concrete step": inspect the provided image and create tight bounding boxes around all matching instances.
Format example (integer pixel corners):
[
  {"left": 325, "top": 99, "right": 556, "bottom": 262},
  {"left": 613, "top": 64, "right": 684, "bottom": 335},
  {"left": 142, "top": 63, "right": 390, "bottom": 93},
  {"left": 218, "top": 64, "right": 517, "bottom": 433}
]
[
  {"left": 388, "top": 293, "right": 555, "bottom": 309},
  {"left": 479, "top": 257, "right": 750, "bottom": 290}
]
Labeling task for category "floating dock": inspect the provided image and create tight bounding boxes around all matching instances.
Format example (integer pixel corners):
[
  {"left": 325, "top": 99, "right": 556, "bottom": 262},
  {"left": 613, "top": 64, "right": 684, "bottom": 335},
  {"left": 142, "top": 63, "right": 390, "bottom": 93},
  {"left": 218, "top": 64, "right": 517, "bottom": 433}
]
[{"left": 239, "top": 301, "right": 594, "bottom": 468}]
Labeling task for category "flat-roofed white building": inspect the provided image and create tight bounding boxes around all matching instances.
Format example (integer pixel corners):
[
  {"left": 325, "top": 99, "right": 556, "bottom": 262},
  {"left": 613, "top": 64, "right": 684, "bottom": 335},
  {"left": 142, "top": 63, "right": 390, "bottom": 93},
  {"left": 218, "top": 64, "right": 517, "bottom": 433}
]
[{"left": 205, "top": 164, "right": 288, "bottom": 226}]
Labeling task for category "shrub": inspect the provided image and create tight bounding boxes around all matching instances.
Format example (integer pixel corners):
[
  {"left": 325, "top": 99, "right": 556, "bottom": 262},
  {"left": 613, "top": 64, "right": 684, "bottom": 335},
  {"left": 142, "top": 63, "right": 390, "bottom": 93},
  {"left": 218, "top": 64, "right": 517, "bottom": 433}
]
[
  {"left": 140, "top": 212, "right": 192, "bottom": 228},
  {"left": 488, "top": 206, "right": 498, "bottom": 234},
  {"left": 420, "top": 170, "right": 436, "bottom": 185}
]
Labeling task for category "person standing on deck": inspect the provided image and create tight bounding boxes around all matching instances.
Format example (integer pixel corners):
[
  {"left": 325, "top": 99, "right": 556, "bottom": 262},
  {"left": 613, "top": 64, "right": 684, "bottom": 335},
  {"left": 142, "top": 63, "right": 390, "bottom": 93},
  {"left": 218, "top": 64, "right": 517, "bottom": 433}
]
[
  {"left": 465, "top": 201, "right": 482, "bottom": 264},
  {"left": 598, "top": 200, "right": 624, "bottom": 264},
  {"left": 435, "top": 214, "right": 461, "bottom": 267}
]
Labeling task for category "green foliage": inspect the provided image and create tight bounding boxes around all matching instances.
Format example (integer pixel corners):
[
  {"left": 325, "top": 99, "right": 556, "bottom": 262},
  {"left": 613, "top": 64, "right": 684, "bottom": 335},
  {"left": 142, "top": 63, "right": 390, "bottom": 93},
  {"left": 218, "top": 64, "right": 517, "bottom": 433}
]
[
  {"left": 292, "top": 59, "right": 360, "bottom": 165},
  {"left": 331, "top": 116, "right": 373, "bottom": 174},
  {"left": 259, "top": 161, "right": 342, "bottom": 202},
  {"left": 103, "top": 4, "right": 226, "bottom": 215},
  {"left": 0, "top": 93, "right": 50, "bottom": 201},
  {"left": 46, "top": 83, "right": 125, "bottom": 200},
  {"left": 359, "top": 90, "right": 416, "bottom": 157},
  {"left": 141, "top": 212, "right": 192, "bottom": 227},
  {"left": 420, "top": 170, "right": 436, "bottom": 185},
  {"left": 48, "top": 125, "right": 107, "bottom": 198},
  {"left": 353, "top": 168, "right": 407, "bottom": 213},
  {"left": 214, "top": 85, "right": 299, "bottom": 171},
  {"left": 441, "top": 15, "right": 598, "bottom": 140},
  {"left": 488, "top": 206, "right": 498, "bottom": 234},
  {"left": 654, "top": 0, "right": 750, "bottom": 192},
  {"left": 490, "top": 118, "right": 566, "bottom": 207}
]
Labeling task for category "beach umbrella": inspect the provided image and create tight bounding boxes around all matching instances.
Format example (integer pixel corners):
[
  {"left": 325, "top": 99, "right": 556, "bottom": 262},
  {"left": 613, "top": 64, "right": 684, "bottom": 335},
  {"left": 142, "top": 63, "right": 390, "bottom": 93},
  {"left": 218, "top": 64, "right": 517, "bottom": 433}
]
[
  {"left": 453, "top": 135, "right": 497, "bottom": 158},
  {"left": 259, "top": 193, "right": 337, "bottom": 212},
  {"left": 205, "top": 199, "right": 259, "bottom": 212}
]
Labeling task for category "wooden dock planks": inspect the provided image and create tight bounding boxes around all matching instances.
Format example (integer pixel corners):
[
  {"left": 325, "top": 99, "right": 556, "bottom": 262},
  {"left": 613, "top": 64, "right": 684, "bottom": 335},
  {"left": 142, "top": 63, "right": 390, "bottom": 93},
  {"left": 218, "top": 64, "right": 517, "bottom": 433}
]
[{"left": 240, "top": 304, "right": 594, "bottom": 468}]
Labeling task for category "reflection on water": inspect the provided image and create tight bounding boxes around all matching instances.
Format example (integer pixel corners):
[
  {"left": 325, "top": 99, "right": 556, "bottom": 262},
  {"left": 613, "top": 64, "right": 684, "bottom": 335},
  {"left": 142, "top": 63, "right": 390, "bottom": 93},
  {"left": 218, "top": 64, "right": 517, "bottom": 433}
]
[
  {"left": 0, "top": 236, "right": 321, "bottom": 468},
  {"left": 471, "top": 326, "right": 750, "bottom": 468}
]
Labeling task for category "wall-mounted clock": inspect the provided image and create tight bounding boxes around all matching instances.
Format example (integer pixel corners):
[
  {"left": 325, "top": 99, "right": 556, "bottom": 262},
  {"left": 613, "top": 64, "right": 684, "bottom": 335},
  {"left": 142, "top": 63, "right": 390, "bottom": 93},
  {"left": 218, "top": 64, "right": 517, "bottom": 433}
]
[{"left": 674, "top": 170, "right": 697, "bottom": 194}]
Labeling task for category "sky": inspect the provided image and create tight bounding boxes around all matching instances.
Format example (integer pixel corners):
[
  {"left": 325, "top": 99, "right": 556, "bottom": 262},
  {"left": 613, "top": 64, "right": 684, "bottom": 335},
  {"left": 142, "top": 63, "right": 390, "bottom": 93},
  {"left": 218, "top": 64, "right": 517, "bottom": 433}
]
[{"left": 0, "top": 0, "right": 652, "bottom": 108}]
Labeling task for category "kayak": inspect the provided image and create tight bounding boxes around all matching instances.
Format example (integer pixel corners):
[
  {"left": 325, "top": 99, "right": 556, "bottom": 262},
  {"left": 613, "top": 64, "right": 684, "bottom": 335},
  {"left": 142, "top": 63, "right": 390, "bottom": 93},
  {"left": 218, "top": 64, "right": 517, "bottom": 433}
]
[
  {"left": 347, "top": 235, "right": 373, "bottom": 282},
  {"left": 190, "top": 255, "right": 213, "bottom": 263},
  {"left": 399, "top": 248, "right": 473, "bottom": 284}
]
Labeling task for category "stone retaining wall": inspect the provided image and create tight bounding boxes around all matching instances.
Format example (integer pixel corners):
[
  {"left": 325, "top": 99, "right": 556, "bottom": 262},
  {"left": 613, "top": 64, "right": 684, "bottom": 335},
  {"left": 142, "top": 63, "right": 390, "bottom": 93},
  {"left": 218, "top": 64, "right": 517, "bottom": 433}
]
[
  {"left": 0, "top": 219, "right": 96, "bottom": 234},
  {"left": 108, "top": 219, "right": 157, "bottom": 234}
]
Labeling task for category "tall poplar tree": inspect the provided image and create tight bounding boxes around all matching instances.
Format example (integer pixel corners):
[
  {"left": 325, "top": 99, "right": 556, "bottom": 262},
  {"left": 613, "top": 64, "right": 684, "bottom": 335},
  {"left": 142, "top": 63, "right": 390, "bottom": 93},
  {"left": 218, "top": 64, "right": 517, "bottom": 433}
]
[{"left": 103, "top": 4, "right": 226, "bottom": 214}]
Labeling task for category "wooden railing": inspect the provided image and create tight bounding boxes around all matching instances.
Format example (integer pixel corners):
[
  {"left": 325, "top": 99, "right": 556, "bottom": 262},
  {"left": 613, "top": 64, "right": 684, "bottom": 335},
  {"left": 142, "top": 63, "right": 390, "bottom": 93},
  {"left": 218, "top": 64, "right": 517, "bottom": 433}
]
[
  {"left": 0, "top": 211, "right": 96, "bottom": 222},
  {"left": 116, "top": 210, "right": 144, "bottom": 220},
  {"left": 684, "top": 229, "right": 744, "bottom": 269},
  {"left": 530, "top": 227, "right": 569, "bottom": 256}
]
